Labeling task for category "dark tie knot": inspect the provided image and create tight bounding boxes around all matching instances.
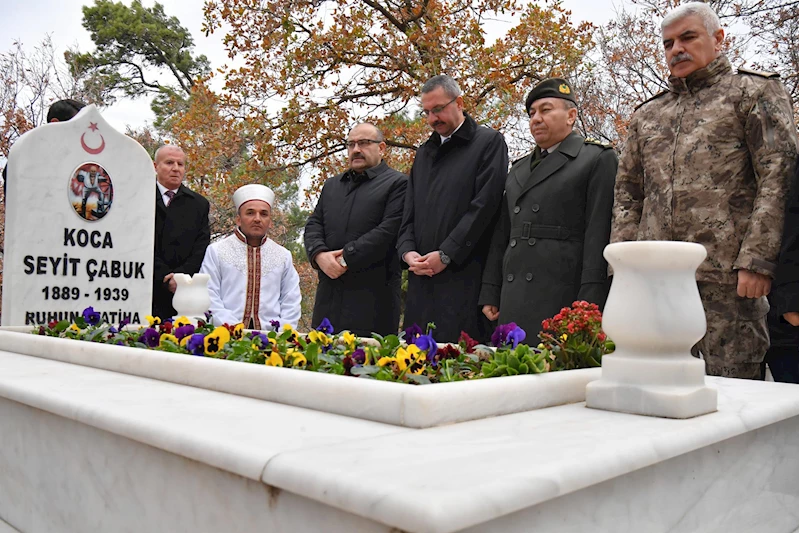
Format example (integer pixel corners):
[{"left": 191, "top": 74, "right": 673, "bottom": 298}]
[
  {"left": 165, "top": 190, "right": 176, "bottom": 206},
  {"left": 541, "top": 149, "right": 549, "bottom": 159}
]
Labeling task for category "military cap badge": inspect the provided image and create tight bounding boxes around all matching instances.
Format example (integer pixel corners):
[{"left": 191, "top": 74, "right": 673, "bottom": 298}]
[{"left": 559, "top": 84, "right": 571, "bottom": 95}]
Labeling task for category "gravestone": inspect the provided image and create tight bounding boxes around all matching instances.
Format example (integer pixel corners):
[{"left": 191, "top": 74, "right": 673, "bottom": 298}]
[{"left": 2, "top": 105, "right": 155, "bottom": 326}]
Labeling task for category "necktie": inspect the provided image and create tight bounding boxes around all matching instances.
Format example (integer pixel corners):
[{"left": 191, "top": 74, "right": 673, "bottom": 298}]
[
  {"left": 165, "top": 190, "right": 176, "bottom": 207},
  {"left": 541, "top": 149, "right": 549, "bottom": 159}
]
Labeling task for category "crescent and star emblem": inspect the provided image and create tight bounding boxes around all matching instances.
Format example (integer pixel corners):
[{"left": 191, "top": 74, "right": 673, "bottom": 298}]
[{"left": 81, "top": 122, "right": 105, "bottom": 155}]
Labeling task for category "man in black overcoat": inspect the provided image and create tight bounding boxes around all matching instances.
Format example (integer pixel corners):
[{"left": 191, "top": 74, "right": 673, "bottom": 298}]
[
  {"left": 152, "top": 145, "right": 210, "bottom": 320},
  {"left": 479, "top": 78, "right": 617, "bottom": 337},
  {"left": 304, "top": 123, "right": 407, "bottom": 336},
  {"left": 397, "top": 75, "right": 509, "bottom": 343},
  {"left": 765, "top": 156, "right": 799, "bottom": 383}
]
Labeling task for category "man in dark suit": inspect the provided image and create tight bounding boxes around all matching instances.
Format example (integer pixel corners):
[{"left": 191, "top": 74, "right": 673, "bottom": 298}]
[
  {"left": 152, "top": 145, "right": 210, "bottom": 320},
  {"left": 479, "top": 78, "right": 617, "bottom": 337},
  {"left": 304, "top": 123, "right": 407, "bottom": 336}
]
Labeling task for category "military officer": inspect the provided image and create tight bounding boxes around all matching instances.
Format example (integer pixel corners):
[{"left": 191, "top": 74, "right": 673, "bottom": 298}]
[
  {"left": 611, "top": 2, "right": 799, "bottom": 379},
  {"left": 479, "top": 78, "right": 618, "bottom": 337}
]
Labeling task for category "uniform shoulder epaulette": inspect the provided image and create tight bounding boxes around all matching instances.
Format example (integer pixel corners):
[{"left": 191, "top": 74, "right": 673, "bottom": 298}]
[
  {"left": 584, "top": 138, "right": 613, "bottom": 149},
  {"left": 634, "top": 90, "right": 669, "bottom": 111},
  {"left": 737, "top": 67, "right": 780, "bottom": 79}
]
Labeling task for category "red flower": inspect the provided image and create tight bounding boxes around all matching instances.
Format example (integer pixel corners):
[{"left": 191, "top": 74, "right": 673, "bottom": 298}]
[
  {"left": 437, "top": 344, "right": 461, "bottom": 360},
  {"left": 458, "top": 331, "right": 478, "bottom": 353}
]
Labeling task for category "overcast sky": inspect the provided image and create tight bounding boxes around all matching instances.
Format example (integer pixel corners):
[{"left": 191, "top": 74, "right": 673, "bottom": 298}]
[{"left": 3, "top": 0, "right": 622, "bottom": 133}]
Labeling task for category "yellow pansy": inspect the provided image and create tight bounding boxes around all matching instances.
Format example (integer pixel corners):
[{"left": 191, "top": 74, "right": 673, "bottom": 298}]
[
  {"left": 145, "top": 315, "right": 161, "bottom": 327},
  {"left": 342, "top": 331, "right": 356, "bottom": 348},
  {"left": 180, "top": 336, "right": 190, "bottom": 347},
  {"left": 69, "top": 323, "right": 81, "bottom": 332},
  {"left": 159, "top": 333, "right": 179, "bottom": 347},
  {"left": 377, "top": 356, "right": 395, "bottom": 367},
  {"left": 283, "top": 323, "right": 295, "bottom": 333},
  {"left": 266, "top": 351, "right": 284, "bottom": 367},
  {"left": 204, "top": 326, "right": 231, "bottom": 355},
  {"left": 232, "top": 323, "right": 244, "bottom": 339},
  {"left": 174, "top": 316, "right": 191, "bottom": 328},
  {"left": 291, "top": 352, "right": 307, "bottom": 367},
  {"left": 308, "top": 330, "right": 331, "bottom": 346},
  {"left": 560, "top": 334, "right": 568, "bottom": 341}
]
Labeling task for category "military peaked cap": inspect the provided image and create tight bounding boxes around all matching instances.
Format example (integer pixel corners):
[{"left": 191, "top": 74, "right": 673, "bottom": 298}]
[{"left": 525, "top": 78, "right": 577, "bottom": 113}]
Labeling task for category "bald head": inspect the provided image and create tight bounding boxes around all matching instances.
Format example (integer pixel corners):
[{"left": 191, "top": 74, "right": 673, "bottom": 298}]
[{"left": 154, "top": 145, "right": 186, "bottom": 190}]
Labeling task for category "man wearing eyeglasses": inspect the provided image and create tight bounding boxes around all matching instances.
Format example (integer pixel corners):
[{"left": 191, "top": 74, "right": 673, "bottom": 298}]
[
  {"left": 304, "top": 123, "right": 407, "bottom": 336},
  {"left": 397, "top": 74, "right": 509, "bottom": 343}
]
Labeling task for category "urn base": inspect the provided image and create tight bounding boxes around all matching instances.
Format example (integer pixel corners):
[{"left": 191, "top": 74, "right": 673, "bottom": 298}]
[{"left": 586, "top": 353, "right": 718, "bottom": 418}]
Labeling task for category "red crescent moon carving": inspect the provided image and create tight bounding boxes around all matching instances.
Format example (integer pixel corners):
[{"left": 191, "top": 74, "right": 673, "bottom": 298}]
[{"left": 81, "top": 132, "right": 106, "bottom": 155}]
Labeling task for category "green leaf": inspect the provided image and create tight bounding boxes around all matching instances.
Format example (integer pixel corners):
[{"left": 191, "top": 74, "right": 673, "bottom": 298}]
[
  {"left": 350, "top": 365, "right": 380, "bottom": 376},
  {"left": 405, "top": 374, "right": 431, "bottom": 385}
]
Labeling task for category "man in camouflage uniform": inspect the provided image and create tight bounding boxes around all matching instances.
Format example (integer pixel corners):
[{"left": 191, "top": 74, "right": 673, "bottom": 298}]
[{"left": 611, "top": 2, "right": 799, "bottom": 379}]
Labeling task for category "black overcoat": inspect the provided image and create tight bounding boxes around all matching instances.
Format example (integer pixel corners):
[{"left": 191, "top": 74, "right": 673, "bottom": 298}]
[
  {"left": 768, "top": 155, "right": 799, "bottom": 348},
  {"left": 397, "top": 114, "right": 509, "bottom": 343},
  {"left": 153, "top": 184, "right": 210, "bottom": 320},
  {"left": 304, "top": 161, "right": 407, "bottom": 336},
  {"left": 479, "top": 132, "right": 617, "bottom": 337}
]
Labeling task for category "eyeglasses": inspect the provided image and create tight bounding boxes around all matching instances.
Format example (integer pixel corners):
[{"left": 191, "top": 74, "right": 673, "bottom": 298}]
[
  {"left": 420, "top": 96, "right": 458, "bottom": 117},
  {"left": 346, "top": 139, "right": 382, "bottom": 149}
]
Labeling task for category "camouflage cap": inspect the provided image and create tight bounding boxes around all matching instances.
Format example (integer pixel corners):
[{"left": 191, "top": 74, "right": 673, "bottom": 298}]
[{"left": 525, "top": 78, "right": 577, "bottom": 113}]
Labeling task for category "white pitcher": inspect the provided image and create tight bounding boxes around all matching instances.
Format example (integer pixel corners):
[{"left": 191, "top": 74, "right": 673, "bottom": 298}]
[{"left": 171, "top": 273, "right": 211, "bottom": 323}]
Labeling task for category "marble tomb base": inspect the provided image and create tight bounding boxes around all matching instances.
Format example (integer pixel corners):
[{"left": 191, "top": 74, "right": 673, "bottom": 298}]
[{"left": 1, "top": 335, "right": 798, "bottom": 532}]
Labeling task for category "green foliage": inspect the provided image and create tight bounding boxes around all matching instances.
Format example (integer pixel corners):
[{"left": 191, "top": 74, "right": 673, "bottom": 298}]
[
  {"left": 70, "top": 0, "right": 210, "bottom": 126},
  {"left": 481, "top": 344, "right": 549, "bottom": 377}
]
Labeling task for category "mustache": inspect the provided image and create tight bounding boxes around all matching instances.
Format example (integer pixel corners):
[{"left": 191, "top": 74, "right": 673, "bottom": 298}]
[{"left": 670, "top": 52, "right": 693, "bottom": 66}]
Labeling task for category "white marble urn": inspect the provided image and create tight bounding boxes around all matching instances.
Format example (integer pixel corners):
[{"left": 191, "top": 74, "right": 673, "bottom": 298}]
[
  {"left": 171, "top": 273, "right": 211, "bottom": 323},
  {"left": 585, "top": 241, "right": 717, "bottom": 419}
]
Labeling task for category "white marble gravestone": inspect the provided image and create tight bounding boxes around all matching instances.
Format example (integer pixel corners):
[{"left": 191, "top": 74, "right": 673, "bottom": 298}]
[{"left": 1, "top": 105, "right": 154, "bottom": 326}]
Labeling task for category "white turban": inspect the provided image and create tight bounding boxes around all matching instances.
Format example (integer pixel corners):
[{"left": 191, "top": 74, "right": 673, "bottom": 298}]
[{"left": 233, "top": 184, "right": 275, "bottom": 211}]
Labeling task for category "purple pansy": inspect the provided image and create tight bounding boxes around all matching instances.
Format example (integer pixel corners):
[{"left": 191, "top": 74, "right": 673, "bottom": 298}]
[
  {"left": 507, "top": 326, "right": 526, "bottom": 348},
  {"left": 108, "top": 326, "right": 118, "bottom": 334},
  {"left": 82, "top": 307, "right": 101, "bottom": 326},
  {"left": 174, "top": 324, "right": 195, "bottom": 340},
  {"left": 140, "top": 327, "right": 160, "bottom": 348},
  {"left": 412, "top": 334, "right": 438, "bottom": 363},
  {"left": 351, "top": 348, "right": 366, "bottom": 365},
  {"left": 491, "top": 322, "right": 526, "bottom": 348},
  {"left": 119, "top": 317, "right": 131, "bottom": 329},
  {"left": 187, "top": 333, "right": 206, "bottom": 356},
  {"left": 270, "top": 320, "right": 281, "bottom": 331},
  {"left": 316, "top": 318, "right": 334, "bottom": 334},
  {"left": 404, "top": 324, "right": 423, "bottom": 342},
  {"left": 251, "top": 331, "right": 269, "bottom": 348}
]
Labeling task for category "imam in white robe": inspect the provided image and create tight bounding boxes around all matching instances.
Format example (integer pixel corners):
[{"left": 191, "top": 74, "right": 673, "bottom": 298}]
[{"left": 200, "top": 230, "right": 301, "bottom": 329}]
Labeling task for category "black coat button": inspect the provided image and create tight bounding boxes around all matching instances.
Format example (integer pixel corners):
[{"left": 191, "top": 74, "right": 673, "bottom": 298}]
[
  {"left": 526, "top": 273, "right": 533, "bottom": 281},
  {"left": 528, "top": 238, "right": 536, "bottom": 246},
  {"left": 513, "top": 206, "right": 521, "bottom": 214},
  {"left": 510, "top": 239, "right": 517, "bottom": 247},
  {"left": 466, "top": 240, "right": 471, "bottom": 246},
  {"left": 531, "top": 204, "right": 540, "bottom": 212},
  {"left": 507, "top": 274, "right": 514, "bottom": 282},
  {"left": 347, "top": 245, "right": 354, "bottom": 252}
]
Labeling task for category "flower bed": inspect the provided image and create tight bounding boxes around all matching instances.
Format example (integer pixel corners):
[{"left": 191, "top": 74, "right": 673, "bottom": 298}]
[
  {"left": 34, "top": 303, "right": 613, "bottom": 386},
  {"left": 1, "top": 302, "right": 613, "bottom": 427}
]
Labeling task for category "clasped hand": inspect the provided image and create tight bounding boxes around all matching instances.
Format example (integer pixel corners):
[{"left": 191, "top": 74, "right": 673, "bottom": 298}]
[
  {"left": 316, "top": 250, "right": 347, "bottom": 279},
  {"left": 404, "top": 251, "right": 448, "bottom": 277}
]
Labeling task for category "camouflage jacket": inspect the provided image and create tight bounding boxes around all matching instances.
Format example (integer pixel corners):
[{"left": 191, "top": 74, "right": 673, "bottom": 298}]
[{"left": 611, "top": 55, "right": 799, "bottom": 284}]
